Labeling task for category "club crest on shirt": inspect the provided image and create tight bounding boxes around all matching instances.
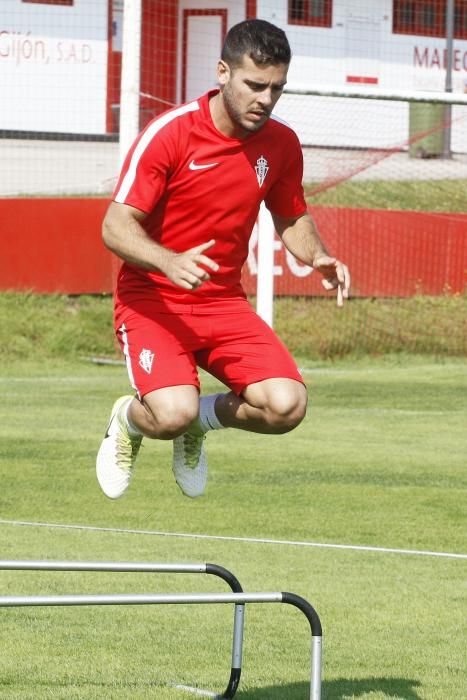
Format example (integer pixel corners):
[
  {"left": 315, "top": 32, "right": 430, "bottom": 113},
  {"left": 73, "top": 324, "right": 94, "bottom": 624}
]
[
  {"left": 139, "top": 348, "right": 154, "bottom": 374},
  {"left": 255, "top": 155, "right": 269, "bottom": 187}
]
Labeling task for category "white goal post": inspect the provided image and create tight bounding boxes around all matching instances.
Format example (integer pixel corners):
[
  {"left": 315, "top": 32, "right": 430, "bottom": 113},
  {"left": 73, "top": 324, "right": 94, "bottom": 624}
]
[{"left": 119, "top": 0, "right": 142, "bottom": 168}]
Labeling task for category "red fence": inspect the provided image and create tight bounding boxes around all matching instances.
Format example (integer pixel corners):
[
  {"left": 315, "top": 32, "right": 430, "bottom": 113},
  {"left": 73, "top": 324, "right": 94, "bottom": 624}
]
[
  {"left": 1, "top": 199, "right": 466, "bottom": 296},
  {"left": 1, "top": 198, "right": 113, "bottom": 294}
]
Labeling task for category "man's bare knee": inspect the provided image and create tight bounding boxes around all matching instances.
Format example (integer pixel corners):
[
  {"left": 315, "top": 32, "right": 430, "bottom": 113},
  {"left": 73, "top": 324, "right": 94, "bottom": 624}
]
[
  {"left": 142, "top": 404, "right": 198, "bottom": 439},
  {"left": 136, "top": 390, "right": 199, "bottom": 440},
  {"left": 258, "top": 383, "right": 307, "bottom": 434},
  {"left": 266, "top": 392, "right": 307, "bottom": 433}
]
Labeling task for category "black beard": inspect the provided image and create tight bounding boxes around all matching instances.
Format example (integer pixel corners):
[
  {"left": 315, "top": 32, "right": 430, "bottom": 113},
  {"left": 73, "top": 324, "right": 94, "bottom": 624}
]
[{"left": 222, "top": 85, "right": 267, "bottom": 134}]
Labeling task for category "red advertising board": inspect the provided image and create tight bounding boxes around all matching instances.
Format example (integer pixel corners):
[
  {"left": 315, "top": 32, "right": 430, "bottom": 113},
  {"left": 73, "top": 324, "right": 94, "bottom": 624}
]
[
  {"left": 0, "top": 198, "right": 114, "bottom": 294},
  {"left": 0, "top": 199, "right": 466, "bottom": 297},
  {"left": 242, "top": 206, "right": 467, "bottom": 297}
]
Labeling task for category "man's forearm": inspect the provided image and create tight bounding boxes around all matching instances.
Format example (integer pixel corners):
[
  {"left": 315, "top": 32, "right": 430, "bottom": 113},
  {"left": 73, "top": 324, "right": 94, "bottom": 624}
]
[
  {"left": 102, "top": 205, "right": 172, "bottom": 273},
  {"left": 274, "top": 212, "right": 329, "bottom": 267}
]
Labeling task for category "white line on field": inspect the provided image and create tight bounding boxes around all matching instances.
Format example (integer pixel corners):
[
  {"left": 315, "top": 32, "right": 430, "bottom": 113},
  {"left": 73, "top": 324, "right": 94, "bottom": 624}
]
[
  {"left": 0, "top": 519, "right": 465, "bottom": 560},
  {"left": 171, "top": 684, "right": 219, "bottom": 698}
]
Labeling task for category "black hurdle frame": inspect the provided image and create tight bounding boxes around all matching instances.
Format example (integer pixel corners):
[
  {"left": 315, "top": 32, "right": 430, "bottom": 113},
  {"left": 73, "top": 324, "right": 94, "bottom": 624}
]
[{"left": 0, "top": 560, "right": 322, "bottom": 699}]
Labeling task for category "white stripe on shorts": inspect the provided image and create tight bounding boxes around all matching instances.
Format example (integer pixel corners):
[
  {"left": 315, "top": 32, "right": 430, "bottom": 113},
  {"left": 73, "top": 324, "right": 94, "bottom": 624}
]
[{"left": 119, "top": 323, "right": 139, "bottom": 398}]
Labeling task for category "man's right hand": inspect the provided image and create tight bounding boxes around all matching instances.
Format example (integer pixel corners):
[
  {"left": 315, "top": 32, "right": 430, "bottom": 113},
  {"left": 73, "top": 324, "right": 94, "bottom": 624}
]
[{"left": 163, "top": 239, "right": 219, "bottom": 290}]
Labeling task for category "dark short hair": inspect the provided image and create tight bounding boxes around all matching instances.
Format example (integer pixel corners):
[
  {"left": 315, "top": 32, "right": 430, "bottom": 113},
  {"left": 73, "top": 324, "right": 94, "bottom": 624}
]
[{"left": 221, "top": 19, "right": 291, "bottom": 68}]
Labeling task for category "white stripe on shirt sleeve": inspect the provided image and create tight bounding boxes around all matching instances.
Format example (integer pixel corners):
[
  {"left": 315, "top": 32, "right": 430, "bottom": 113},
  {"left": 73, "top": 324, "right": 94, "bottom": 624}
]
[{"left": 114, "top": 101, "right": 200, "bottom": 204}]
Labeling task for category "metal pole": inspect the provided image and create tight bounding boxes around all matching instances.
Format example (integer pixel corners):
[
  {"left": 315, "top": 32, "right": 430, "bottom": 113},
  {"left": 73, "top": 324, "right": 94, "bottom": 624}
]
[
  {"left": 0, "top": 560, "right": 206, "bottom": 573},
  {"left": 443, "top": 0, "right": 455, "bottom": 158},
  {"left": 284, "top": 85, "right": 467, "bottom": 104},
  {"left": 119, "top": 0, "right": 142, "bottom": 167},
  {"left": 256, "top": 202, "right": 276, "bottom": 328},
  {"left": 311, "top": 636, "right": 323, "bottom": 700},
  {"left": 0, "top": 592, "right": 285, "bottom": 607}
]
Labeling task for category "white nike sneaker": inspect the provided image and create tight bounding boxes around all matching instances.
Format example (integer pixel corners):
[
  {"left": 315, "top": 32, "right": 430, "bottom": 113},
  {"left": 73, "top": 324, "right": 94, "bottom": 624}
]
[
  {"left": 172, "top": 425, "right": 207, "bottom": 498},
  {"left": 96, "top": 395, "right": 142, "bottom": 499}
]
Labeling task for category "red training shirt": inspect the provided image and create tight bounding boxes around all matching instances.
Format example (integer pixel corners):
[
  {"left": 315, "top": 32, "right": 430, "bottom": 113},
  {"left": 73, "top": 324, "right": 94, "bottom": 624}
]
[{"left": 113, "top": 89, "right": 307, "bottom": 305}]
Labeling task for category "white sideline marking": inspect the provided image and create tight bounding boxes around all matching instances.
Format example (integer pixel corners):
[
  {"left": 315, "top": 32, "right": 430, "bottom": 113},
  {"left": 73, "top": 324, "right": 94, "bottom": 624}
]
[{"left": 0, "top": 519, "right": 465, "bottom": 560}]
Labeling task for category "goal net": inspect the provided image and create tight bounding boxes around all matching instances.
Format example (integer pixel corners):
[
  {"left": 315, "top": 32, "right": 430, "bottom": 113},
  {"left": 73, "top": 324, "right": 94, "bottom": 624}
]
[{"left": 250, "top": 85, "right": 467, "bottom": 356}]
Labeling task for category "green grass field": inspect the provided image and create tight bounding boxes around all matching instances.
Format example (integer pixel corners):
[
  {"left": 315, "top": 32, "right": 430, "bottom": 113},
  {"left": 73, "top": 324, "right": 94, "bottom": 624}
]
[
  {"left": 4, "top": 142, "right": 467, "bottom": 697},
  {"left": 304, "top": 179, "right": 467, "bottom": 212},
  {"left": 1, "top": 349, "right": 466, "bottom": 699}
]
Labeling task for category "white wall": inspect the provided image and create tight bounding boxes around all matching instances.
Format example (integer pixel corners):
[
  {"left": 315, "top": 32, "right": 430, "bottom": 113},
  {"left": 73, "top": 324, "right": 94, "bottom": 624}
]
[
  {"left": 257, "top": 0, "right": 467, "bottom": 93},
  {"left": 3, "top": 0, "right": 466, "bottom": 149},
  {"left": 0, "top": 0, "right": 108, "bottom": 134},
  {"left": 256, "top": 0, "right": 467, "bottom": 151}
]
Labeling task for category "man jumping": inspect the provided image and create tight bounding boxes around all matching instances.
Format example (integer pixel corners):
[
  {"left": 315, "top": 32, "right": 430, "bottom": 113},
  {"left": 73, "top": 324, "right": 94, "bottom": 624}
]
[{"left": 96, "top": 19, "right": 350, "bottom": 499}]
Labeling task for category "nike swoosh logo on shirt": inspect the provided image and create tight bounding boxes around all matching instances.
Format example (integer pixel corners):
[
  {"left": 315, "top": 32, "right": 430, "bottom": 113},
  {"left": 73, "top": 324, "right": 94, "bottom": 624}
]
[{"left": 189, "top": 160, "right": 219, "bottom": 171}]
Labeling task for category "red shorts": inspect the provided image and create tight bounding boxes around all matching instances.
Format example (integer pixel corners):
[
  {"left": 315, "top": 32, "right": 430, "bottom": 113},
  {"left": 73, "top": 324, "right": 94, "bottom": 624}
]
[{"left": 114, "top": 298, "right": 304, "bottom": 398}]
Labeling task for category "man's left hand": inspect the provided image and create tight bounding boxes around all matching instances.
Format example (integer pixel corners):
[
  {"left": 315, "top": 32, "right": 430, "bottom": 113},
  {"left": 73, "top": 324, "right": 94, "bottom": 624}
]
[{"left": 313, "top": 255, "right": 351, "bottom": 307}]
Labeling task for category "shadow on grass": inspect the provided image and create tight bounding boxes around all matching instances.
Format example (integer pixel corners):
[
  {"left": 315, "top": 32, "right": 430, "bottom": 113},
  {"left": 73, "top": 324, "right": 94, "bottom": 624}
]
[{"left": 236, "top": 676, "right": 422, "bottom": 699}]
